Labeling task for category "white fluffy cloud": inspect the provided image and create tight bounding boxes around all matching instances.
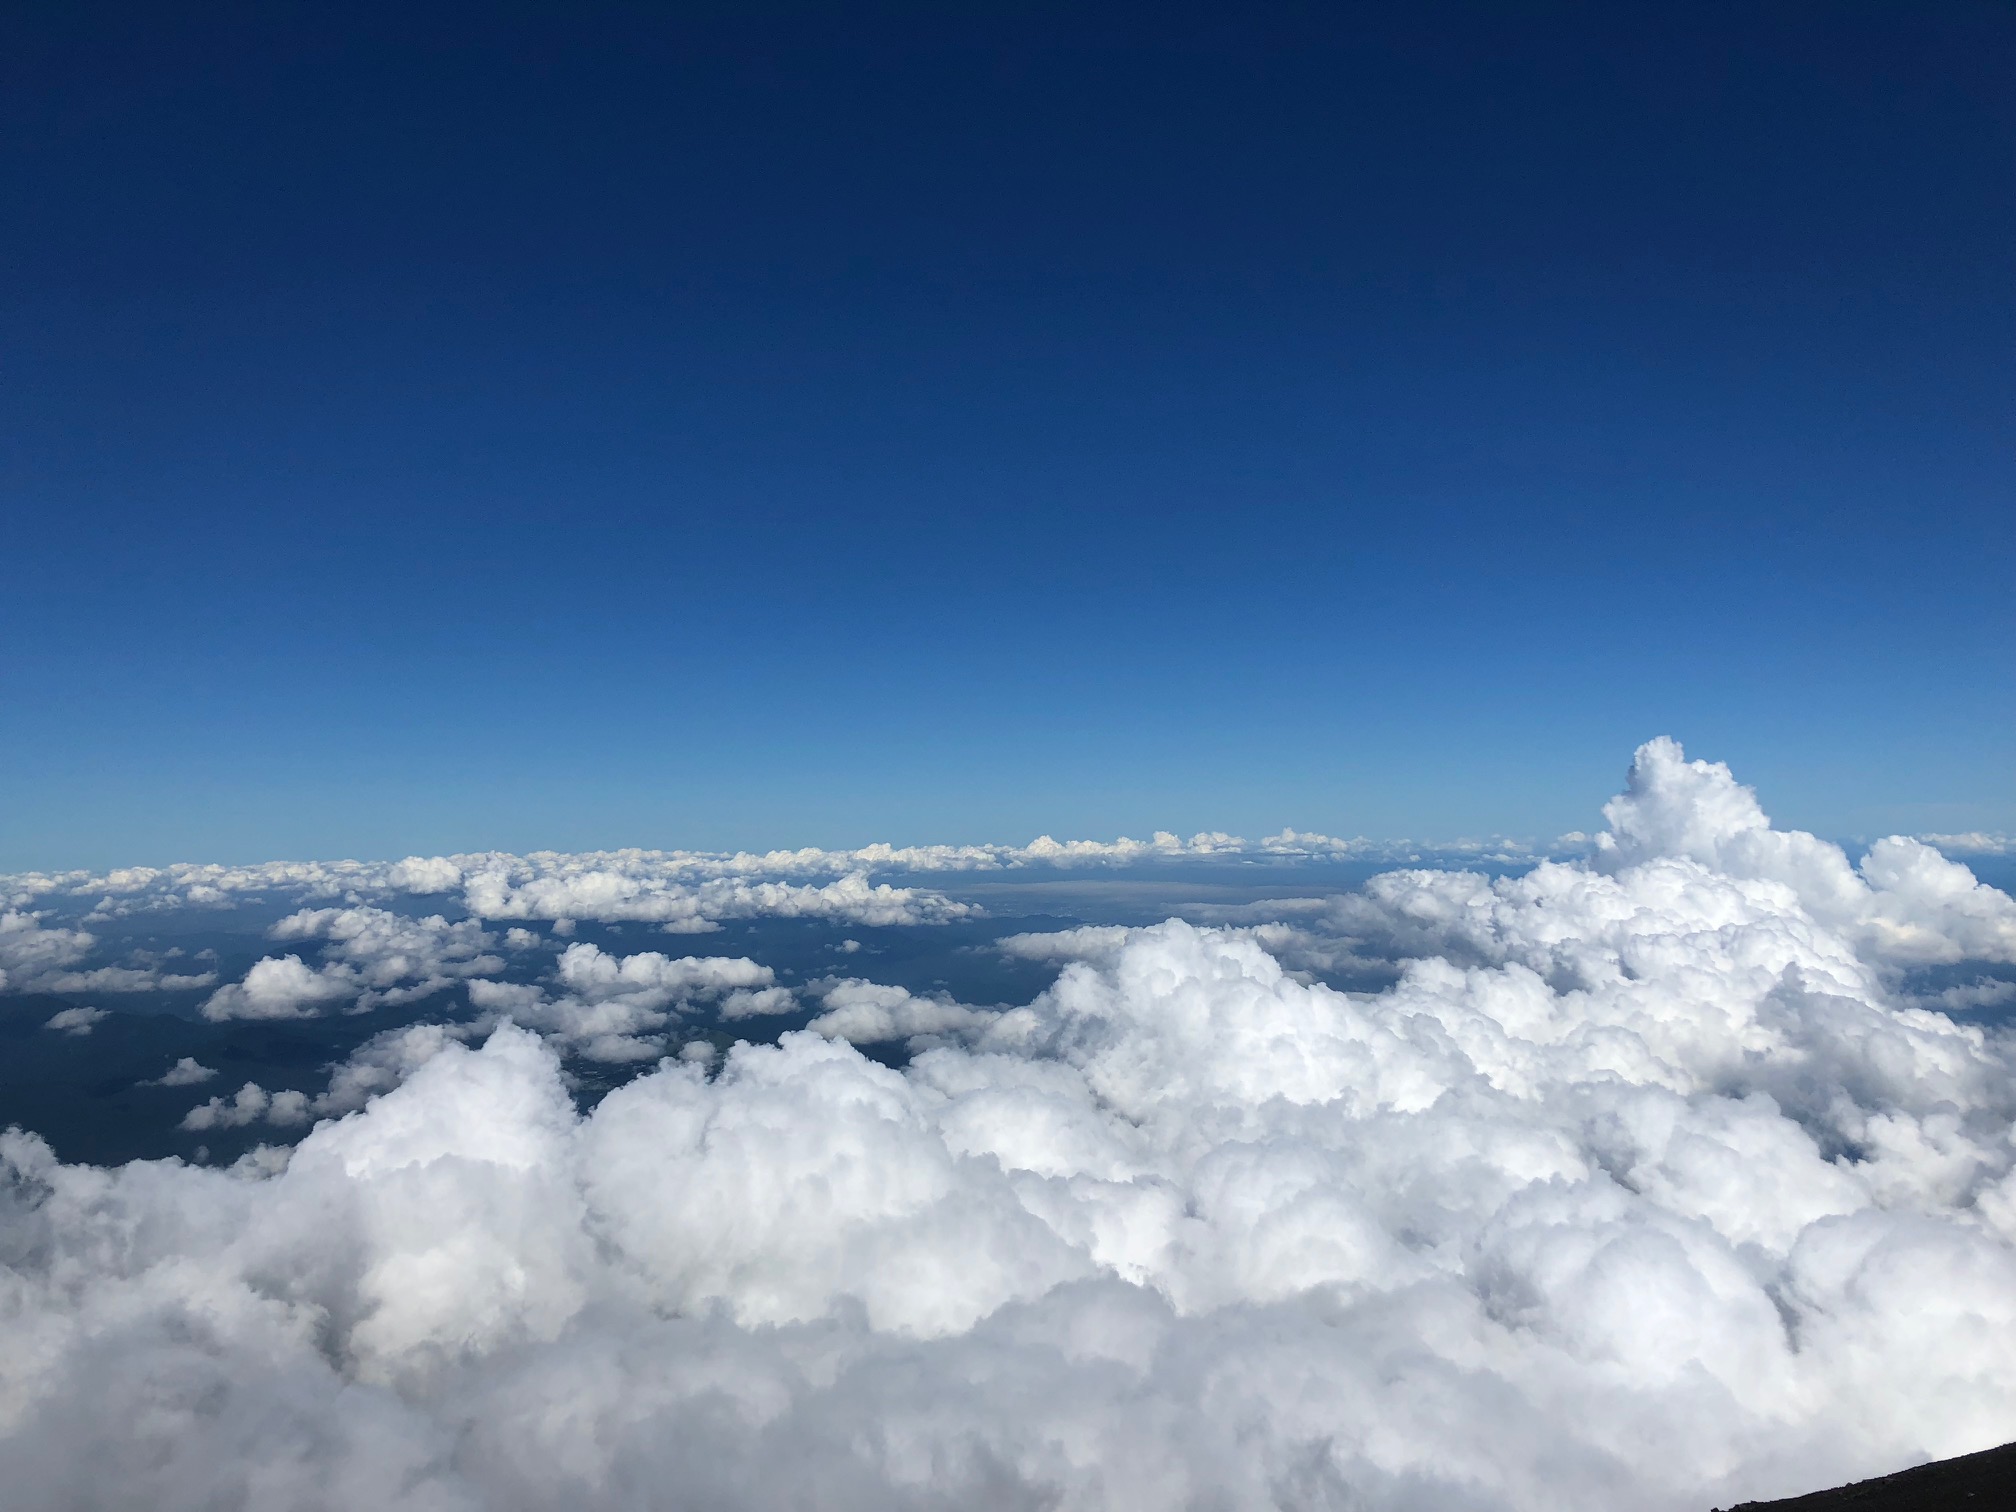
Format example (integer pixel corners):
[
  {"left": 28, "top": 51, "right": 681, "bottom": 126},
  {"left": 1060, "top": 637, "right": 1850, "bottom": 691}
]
[
  {"left": 178, "top": 1081, "right": 312, "bottom": 1131},
  {"left": 40, "top": 1006, "right": 107, "bottom": 1036},
  {"left": 458, "top": 866, "right": 977, "bottom": 931},
  {"left": 272, "top": 907, "right": 506, "bottom": 1003},
  {"left": 3, "top": 825, "right": 1543, "bottom": 927},
  {"left": 0, "top": 910, "right": 214, "bottom": 994},
  {"left": 0, "top": 911, "right": 97, "bottom": 989},
  {"left": 468, "top": 943, "right": 789, "bottom": 1061},
  {"left": 27, "top": 964, "right": 217, "bottom": 993},
  {"left": 200, "top": 952, "right": 362, "bottom": 1021},
  {"left": 312, "top": 1023, "right": 472, "bottom": 1116},
  {"left": 202, "top": 909, "right": 509, "bottom": 1021},
  {"left": 2, "top": 739, "right": 2015, "bottom": 1511},
  {"left": 1921, "top": 831, "right": 2015, "bottom": 857},
  {"left": 1913, "top": 979, "right": 2016, "bottom": 1015},
  {"left": 1287, "top": 739, "right": 2016, "bottom": 993},
  {"left": 145, "top": 1057, "right": 219, "bottom": 1087},
  {"left": 802, "top": 978, "right": 996, "bottom": 1044},
  {"left": 1592, "top": 737, "right": 2016, "bottom": 965}
]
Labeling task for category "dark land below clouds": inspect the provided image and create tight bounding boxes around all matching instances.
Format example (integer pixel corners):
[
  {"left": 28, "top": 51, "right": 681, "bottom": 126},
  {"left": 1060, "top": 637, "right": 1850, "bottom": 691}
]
[{"left": 1723, "top": 1439, "right": 2016, "bottom": 1510}]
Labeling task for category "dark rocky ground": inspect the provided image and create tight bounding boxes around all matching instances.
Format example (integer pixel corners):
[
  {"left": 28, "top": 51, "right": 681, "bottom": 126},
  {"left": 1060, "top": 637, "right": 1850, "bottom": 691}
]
[{"left": 1718, "top": 1440, "right": 2016, "bottom": 1510}]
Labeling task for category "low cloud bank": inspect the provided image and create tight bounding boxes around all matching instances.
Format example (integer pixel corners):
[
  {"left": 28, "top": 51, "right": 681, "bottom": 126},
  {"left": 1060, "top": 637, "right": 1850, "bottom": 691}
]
[
  {"left": 2, "top": 830, "right": 1547, "bottom": 927},
  {"left": 3, "top": 740, "right": 2016, "bottom": 1510}
]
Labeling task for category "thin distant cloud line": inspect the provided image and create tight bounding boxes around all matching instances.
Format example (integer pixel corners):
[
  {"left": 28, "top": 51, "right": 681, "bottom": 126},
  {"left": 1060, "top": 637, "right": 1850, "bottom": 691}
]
[{"left": 9, "top": 823, "right": 2008, "bottom": 908}]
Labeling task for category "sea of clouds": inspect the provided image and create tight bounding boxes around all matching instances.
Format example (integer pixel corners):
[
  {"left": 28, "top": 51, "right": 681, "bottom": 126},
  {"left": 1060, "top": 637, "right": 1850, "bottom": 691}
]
[{"left": 3, "top": 738, "right": 2016, "bottom": 1509}]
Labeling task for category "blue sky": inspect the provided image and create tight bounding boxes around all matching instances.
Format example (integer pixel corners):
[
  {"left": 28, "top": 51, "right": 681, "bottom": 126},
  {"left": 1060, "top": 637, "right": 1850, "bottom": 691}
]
[{"left": 2, "top": 1, "right": 2010, "bottom": 868}]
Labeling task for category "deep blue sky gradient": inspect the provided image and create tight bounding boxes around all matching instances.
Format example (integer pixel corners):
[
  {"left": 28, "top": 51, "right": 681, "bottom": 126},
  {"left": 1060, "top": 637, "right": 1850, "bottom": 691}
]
[{"left": 3, "top": 1, "right": 2011, "bottom": 867}]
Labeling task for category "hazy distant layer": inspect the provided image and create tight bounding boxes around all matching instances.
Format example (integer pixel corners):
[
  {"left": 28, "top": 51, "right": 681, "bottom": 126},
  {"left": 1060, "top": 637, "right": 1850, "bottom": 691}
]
[{"left": 3, "top": 740, "right": 2016, "bottom": 1510}]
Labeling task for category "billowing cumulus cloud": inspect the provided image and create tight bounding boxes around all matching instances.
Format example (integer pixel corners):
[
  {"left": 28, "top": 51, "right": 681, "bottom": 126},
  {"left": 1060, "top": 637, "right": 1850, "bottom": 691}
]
[
  {"left": 2, "top": 739, "right": 2015, "bottom": 1510},
  {"left": 179, "top": 1081, "right": 312, "bottom": 1130},
  {"left": 201, "top": 952, "right": 364, "bottom": 1020},
  {"left": 272, "top": 906, "right": 507, "bottom": 1003},
  {"left": 312, "top": 1023, "right": 473, "bottom": 1116},
  {"left": 1591, "top": 738, "right": 2016, "bottom": 964},
  {"left": 468, "top": 943, "right": 788, "bottom": 1061},
  {"left": 802, "top": 978, "right": 996, "bottom": 1045},
  {"left": 1297, "top": 738, "right": 2016, "bottom": 984},
  {"left": 202, "top": 908, "right": 509, "bottom": 1021}
]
